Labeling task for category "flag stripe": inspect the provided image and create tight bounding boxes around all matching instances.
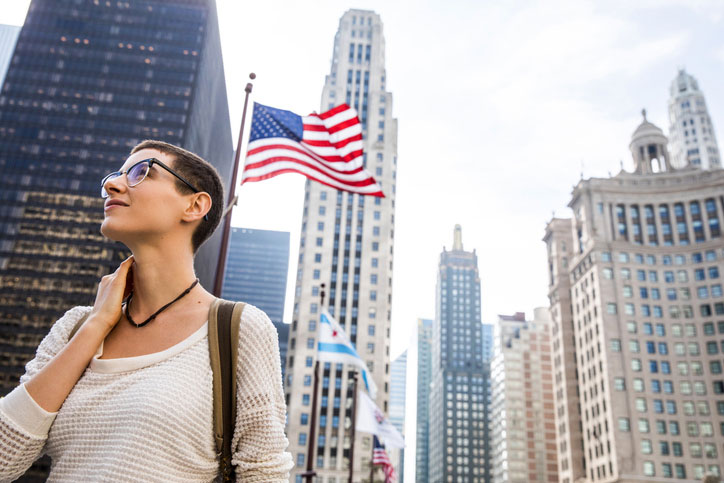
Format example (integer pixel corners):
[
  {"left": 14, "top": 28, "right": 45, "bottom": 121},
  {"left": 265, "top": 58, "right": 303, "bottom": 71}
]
[
  {"left": 248, "top": 138, "right": 363, "bottom": 166},
  {"left": 242, "top": 167, "right": 384, "bottom": 196},
  {"left": 318, "top": 103, "right": 350, "bottom": 119},
  {"left": 246, "top": 143, "right": 366, "bottom": 175},
  {"left": 317, "top": 342, "right": 359, "bottom": 356},
  {"left": 302, "top": 133, "right": 362, "bottom": 150},
  {"left": 243, "top": 158, "right": 377, "bottom": 187},
  {"left": 246, "top": 139, "right": 362, "bottom": 169}
]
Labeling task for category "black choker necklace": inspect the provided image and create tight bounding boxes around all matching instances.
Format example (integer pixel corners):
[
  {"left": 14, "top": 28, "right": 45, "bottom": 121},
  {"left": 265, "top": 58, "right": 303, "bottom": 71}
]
[{"left": 124, "top": 279, "right": 199, "bottom": 328}]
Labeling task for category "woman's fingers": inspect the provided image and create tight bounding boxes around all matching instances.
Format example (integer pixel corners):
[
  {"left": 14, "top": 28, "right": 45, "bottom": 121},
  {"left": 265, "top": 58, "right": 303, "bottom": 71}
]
[{"left": 89, "top": 256, "right": 134, "bottom": 330}]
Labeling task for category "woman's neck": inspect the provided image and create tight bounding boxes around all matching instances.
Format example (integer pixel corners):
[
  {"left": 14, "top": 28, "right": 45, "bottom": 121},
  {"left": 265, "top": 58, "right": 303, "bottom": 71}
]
[{"left": 128, "top": 244, "right": 204, "bottom": 316}]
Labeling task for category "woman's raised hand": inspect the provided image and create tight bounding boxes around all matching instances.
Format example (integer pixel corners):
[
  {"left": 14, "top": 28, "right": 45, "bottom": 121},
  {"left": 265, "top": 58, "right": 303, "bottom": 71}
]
[{"left": 87, "top": 256, "right": 134, "bottom": 333}]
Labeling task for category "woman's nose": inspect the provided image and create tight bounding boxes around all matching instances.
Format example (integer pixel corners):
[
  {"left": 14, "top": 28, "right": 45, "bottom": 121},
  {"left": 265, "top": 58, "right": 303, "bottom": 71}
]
[{"left": 104, "top": 173, "right": 128, "bottom": 196}]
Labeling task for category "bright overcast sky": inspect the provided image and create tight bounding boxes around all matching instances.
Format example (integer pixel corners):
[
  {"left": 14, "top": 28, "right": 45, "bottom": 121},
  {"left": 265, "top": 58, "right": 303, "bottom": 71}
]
[{"left": 3, "top": 0, "right": 724, "bottom": 359}]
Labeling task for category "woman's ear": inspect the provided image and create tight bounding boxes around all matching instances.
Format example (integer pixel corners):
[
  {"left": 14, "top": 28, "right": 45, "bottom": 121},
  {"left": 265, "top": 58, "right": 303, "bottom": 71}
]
[{"left": 182, "top": 192, "right": 212, "bottom": 223}]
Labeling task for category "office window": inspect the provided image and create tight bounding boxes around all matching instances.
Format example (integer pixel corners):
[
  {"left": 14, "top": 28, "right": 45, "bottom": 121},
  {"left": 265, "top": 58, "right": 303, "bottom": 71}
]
[
  {"left": 666, "top": 401, "right": 677, "bottom": 414},
  {"left": 641, "top": 439, "right": 652, "bottom": 454},
  {"left": 633, "top": 378, "right": 645, "bottom": 392}
]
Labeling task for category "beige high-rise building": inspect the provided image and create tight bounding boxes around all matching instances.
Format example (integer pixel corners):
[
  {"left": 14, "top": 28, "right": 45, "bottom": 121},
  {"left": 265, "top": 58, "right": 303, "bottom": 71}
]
[
  {"left": 491, "top": 309, "right": 558, "bottom": 483},
  {"left": 544, "top": 216, "right": 586, "bottom": 483},
  {"left": 545, "top": 112, "right": 724, "bottom": 482},
  {"left": 284, "top": 9, "right": 398, "bottom": 482}
]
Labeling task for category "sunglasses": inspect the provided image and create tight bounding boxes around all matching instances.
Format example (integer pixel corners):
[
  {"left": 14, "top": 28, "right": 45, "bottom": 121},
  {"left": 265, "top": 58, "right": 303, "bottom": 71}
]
[{"left": 101, "top": 158, "right": 208, "bottom": 221}]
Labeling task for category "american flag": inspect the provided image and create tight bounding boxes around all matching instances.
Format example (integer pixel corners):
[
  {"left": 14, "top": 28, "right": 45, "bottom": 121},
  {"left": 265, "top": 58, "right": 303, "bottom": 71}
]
[
  {"left": 372, "top": 436, "right": 397, "bottom": 483},
  {"left": 241, "top": 102, "right": 384, "bottom": 197}
]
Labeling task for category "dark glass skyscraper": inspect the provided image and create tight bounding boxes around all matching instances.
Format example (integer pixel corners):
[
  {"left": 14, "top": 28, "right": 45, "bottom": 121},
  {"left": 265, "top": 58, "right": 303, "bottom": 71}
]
[
  {"left": 0, "top": 0, "right": 233, "bottom": 397},
  {"left": 429, "top": 225, "right": 491, "bottom": 483},
  {"left": 221, "top": 227, "right": 291, "bottom": 382},
  {"left": 221, "top": 227, "right": 290, "bottom": 325},
  {"left": 416, "top": 317, "right": 433, "bottom": 483}
]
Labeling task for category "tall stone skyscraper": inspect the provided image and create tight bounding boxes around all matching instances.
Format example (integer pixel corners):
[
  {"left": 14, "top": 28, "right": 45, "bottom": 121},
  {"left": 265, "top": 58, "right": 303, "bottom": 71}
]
[
  {"left": 490, "top": 310, "right": 557, "bottom": 483},
  {"left": 543, "top": 218, "right": 585, "bottom": 483},
  {"left": 284, "top": 9, "right": 398, "bottom": 482},
  {"left": 0, "top": 0, "right": 232, "bottom": 398},
  {"left": 429, "top": 225, "right": 490, "bottom": 483},
  {"left": 668, "top": 69, "right": 720, "bottom": 169},
  {"left": 546, "top": 112, "right": 724, "bottom": 481},
  {"left": 415, "top": 318, "right": 433, "bottom": 483}
]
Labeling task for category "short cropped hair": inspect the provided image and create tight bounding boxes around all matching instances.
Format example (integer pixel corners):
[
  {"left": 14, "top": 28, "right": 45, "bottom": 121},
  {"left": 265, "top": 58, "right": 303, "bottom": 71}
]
[{"left": 131, "top": 140, "right": 225, "bottom": 253}]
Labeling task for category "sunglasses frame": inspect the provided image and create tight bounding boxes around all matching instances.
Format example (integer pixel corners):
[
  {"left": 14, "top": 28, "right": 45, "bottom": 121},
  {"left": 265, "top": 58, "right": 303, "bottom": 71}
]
[{"left": 101, "top": 158, "right": 209, "bottom": 221}]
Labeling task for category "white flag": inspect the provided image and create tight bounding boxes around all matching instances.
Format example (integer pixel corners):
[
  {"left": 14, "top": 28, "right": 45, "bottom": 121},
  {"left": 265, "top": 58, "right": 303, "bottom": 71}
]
[
  {"left": 317, "top": 311, "right": 377, "bottom": 398},
  {"left": 356, "top": 391, "right": 405, "bottom": 449}
]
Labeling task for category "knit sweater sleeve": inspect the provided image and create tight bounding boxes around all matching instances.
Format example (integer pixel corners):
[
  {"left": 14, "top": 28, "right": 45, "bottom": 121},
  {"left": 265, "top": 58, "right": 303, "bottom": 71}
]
[
  {"left": 231, "top": 305, "right": 293, "bottom": 482},
  {"left": 0, "top": 305, "right": 92, "bottom": 482}
]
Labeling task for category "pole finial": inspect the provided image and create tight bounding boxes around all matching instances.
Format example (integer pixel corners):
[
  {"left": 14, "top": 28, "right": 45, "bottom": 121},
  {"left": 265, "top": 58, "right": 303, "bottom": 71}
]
[{"left": 249, "top": 72, "right": 256, "bottom": 80}]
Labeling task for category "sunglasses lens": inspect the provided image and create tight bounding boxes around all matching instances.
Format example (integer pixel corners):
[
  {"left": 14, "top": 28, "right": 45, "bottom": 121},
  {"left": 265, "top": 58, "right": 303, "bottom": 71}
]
[
  {"left": 127, "top": 161, "right": 149, "bottom": 186},
  {"left": 100, "top": 173, "right": 117, "bottom": 198}
]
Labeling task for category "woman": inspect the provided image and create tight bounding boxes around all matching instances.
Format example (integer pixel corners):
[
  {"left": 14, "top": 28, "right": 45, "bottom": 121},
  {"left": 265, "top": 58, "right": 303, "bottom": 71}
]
[{"left": 0, "top": 140, "right": 293, "bottom": 481}]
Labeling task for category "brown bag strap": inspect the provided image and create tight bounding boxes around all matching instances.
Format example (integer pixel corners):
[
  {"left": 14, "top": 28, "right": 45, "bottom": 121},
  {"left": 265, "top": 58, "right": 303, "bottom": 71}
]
[{"left": 208, "top": 298, "right": 245, "bottom": 482}]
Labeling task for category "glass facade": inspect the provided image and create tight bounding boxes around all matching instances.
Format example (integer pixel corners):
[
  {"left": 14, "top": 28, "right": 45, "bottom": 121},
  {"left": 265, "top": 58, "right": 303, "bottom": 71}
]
[
  {"left": 389, "top": 350, "right": 406, "bottom": 482},
  {"left": 429, "top": 227, "right": 490, "bottom": 483},
  {"left": 221, "top": 227, "right": 290, "bottom": 325},
  {"left": 0, "top": 24, "right": 20, "bottom": 88},
  {"left": 0, "top": 0, "right": 232, "bottom": 418},
  {"left": 415, "top": 318, "right": 433, "bottom": 483}
]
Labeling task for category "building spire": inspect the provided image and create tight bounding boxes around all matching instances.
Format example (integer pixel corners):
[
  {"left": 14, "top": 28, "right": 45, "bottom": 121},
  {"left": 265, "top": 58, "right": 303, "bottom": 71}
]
[
  {"left": 453, "top": 224, "right": 463, "bottom": 251},
  {"left": 641, "top": 108, "right": 647, "bottom": 122}
]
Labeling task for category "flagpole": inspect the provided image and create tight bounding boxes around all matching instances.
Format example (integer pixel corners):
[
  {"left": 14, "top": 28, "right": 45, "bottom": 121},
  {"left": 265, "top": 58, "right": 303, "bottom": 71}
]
[
  {"left": 369, "top": 441, "right": 375, "bottom": 483},
  {"left": 212, "top": 72, "right": 255, "bottom": 297},
  {"left": 347, "top": 371, "right": 358, "bottom": 483},
  {"left": 302, "top": 360, "right": 319, "bottom": 483},
  {"left": 302, "top": 283, "right": 325, "bottom": 482}
]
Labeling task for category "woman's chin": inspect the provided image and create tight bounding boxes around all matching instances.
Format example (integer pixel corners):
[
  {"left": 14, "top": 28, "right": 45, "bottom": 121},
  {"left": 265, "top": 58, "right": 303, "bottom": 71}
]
[{"left": 100, "top": 220, "right": 126, "bottom": 244}]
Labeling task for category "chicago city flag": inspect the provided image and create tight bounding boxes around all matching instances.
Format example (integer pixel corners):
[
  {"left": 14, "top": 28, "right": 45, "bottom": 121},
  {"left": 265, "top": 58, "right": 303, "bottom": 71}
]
[
  {"left": 356, "top": 390, "right": 405, "bottom": 449},
  {"left": 242, "top": 102, "right": 384, "bottom": 196},
  {"left": 317, "top": 311, "right": 377, "bottom": 399}
]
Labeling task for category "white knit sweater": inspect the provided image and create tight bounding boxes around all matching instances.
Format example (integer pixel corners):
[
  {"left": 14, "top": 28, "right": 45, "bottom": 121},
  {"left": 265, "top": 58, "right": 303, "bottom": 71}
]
[{"left": 0, "top": 305, "right": 293, "bottom": 482}]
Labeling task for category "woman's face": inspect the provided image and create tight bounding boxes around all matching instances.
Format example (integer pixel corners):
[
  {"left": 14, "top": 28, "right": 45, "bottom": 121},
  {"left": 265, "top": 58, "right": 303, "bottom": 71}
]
[{"left": 100, "top": 148, "right": 193, "bottom": 249}]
